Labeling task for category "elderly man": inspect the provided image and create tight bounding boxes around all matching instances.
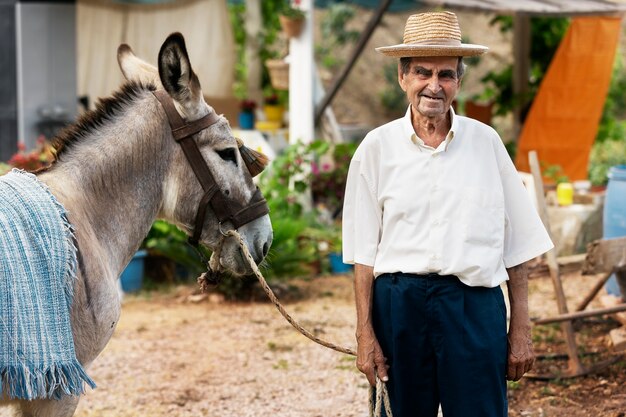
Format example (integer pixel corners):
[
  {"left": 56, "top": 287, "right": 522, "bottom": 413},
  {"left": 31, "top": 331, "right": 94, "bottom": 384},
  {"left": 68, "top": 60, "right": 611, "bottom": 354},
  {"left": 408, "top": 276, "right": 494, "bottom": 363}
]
[{"left": 342, "top": 11, "right": 553, "bottom": 417}]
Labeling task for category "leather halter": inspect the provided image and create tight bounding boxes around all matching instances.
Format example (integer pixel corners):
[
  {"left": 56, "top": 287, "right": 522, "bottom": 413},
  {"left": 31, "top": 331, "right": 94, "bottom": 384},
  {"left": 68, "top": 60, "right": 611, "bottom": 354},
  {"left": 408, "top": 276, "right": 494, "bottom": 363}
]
[{"left": 153, "top": 89, "right": 269, "bottom": 246}]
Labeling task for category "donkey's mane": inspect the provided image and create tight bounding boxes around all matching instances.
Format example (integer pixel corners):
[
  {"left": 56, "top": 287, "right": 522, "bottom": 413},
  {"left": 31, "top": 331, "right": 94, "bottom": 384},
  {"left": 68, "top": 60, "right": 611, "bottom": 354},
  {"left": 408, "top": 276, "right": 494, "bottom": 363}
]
[{"left": 51, "top": 81, "right": 156, "bottom": 163}]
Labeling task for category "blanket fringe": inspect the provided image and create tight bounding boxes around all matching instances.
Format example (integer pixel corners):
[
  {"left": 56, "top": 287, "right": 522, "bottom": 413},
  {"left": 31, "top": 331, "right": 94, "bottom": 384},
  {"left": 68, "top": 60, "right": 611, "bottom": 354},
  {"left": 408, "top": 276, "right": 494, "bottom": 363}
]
[{"left": 0, "top": 361, "right": 97, "bottom": 400}]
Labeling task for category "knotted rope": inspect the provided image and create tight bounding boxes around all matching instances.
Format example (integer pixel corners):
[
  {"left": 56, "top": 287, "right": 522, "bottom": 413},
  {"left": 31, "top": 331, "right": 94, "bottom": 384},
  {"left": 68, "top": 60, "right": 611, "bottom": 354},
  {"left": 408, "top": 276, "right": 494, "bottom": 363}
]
[{"left": 198, "top": 229, "right": 393, "bottom": 417}]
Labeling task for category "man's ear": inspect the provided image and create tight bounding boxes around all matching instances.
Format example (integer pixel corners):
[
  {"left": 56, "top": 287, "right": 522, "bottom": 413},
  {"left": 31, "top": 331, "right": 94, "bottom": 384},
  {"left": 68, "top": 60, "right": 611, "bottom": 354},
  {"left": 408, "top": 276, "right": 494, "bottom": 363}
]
[{"left": 397, "top": 62, "right": 407, "bottom": 92}]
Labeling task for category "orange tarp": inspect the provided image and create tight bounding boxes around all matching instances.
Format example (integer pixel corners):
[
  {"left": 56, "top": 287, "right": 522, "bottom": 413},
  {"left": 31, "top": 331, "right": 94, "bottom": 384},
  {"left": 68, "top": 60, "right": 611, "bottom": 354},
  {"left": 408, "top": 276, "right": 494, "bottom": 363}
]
[{"left": 515, "top": 17, "right": 621, "bottom": 180}]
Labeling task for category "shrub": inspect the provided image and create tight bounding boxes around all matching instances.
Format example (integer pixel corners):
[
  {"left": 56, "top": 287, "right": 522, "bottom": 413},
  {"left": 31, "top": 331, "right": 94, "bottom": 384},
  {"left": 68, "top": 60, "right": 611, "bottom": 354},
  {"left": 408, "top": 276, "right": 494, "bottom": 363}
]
[
  {"left": 588, "top": 140, "right": 626, "bottom": 186},
  {"left": 142, "top": 220, "right": 205, "bottom": 281},
  {"left": 257, "top": 139, "right": 357, "bottom": 280}
]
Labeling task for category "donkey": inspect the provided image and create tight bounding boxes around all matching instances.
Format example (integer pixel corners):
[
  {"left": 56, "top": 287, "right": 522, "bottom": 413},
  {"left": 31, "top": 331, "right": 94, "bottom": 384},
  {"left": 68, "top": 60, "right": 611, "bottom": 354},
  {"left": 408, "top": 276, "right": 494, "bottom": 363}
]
[{"left": 2, "top": 33, "right": 272, "bottom": 416}]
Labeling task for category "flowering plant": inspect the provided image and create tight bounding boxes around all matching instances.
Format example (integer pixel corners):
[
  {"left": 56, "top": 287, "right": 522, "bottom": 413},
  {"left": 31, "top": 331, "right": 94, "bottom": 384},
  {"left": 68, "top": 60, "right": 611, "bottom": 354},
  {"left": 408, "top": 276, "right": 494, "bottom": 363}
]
[
  {"left": 281, "top": 0, "right": 305, "bottom": 19},
  {"left": 309, "top": 141, "right": 357, "bottom": 213},
  {"left": 7, "top": 136, "right": 54, "bottom": 172},
  {"left": 264, "top": 93, "right": 280, "bottom": 106},
  {"left": 240, "top": 99, "right": 257, "bottom": 112}
]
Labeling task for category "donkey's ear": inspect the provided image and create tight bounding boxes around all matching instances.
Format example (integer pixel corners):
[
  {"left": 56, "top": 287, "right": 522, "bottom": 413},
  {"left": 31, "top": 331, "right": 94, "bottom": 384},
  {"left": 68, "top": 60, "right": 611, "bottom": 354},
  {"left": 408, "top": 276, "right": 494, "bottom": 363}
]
[
  {"left": 158, "top": 33, "right": 203, "bottom": 106},
  {"left": 117, "top": 44, "right": 162, "bottom": 88}
]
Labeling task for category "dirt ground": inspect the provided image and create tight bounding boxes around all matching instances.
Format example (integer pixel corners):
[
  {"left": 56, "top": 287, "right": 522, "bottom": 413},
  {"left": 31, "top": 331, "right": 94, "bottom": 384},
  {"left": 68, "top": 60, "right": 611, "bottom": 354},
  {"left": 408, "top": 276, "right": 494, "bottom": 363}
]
[{"left": 3, "top": 270, "right": 621, "bottom": 417}]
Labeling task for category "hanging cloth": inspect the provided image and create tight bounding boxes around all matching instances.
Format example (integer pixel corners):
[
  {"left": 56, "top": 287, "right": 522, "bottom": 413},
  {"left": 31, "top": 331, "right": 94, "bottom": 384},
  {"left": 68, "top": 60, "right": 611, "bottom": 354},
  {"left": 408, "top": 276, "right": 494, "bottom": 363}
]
[{"left": 515, "top": 17, "right": 621, "bottom": 180}]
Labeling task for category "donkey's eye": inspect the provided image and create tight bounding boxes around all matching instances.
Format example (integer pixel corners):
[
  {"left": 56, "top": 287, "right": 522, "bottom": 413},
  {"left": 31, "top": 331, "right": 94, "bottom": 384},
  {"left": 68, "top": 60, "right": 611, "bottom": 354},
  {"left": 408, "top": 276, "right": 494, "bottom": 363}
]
[{"left": 216, "top": 148, "right": 238, "bottom": 165}]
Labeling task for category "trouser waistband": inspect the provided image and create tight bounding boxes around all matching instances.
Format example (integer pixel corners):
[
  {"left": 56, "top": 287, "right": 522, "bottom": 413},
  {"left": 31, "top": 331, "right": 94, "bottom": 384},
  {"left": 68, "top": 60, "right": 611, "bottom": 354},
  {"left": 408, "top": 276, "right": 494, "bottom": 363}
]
[{"left": 379, "top": 272, "right": 458, "bottom": 280}]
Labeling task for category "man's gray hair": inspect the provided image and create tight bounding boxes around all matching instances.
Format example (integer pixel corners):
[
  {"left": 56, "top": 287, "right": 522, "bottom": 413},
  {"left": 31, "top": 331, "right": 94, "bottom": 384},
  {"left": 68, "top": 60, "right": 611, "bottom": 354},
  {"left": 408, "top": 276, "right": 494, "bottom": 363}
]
[{"left": 399, "top": 57, "right": 466, "bottom": 80}]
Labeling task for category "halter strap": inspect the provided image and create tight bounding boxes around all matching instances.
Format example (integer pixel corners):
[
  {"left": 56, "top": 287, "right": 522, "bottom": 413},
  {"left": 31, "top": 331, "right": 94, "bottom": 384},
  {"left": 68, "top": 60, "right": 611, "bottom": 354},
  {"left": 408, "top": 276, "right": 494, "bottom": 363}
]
[{"left": 152, "top": 90, "right": 269, "bottom": 246}]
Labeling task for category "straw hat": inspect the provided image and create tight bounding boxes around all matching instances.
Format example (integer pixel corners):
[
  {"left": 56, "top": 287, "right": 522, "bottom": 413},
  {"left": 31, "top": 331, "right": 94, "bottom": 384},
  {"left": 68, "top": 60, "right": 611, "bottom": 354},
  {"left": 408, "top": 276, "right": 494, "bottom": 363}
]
[{"left": 376, "top": 11, "right": 488, "bottom": 58}]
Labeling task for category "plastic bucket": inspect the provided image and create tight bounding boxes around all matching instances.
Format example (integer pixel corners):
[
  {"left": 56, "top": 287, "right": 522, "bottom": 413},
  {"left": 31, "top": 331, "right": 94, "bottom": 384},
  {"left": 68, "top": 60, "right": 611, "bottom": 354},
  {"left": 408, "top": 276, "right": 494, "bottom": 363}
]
[
  {"left": 603, "top": 165, "right": 626, "bottom": 297},
  {"left": 328, "top": 252, "right": 353, "bottom": 274},
  {"left": 120, "top": 250, "right": 148, "bottom": 293},
  {"left": 238, "top": 111, "right": 255, "bottom": 130}
]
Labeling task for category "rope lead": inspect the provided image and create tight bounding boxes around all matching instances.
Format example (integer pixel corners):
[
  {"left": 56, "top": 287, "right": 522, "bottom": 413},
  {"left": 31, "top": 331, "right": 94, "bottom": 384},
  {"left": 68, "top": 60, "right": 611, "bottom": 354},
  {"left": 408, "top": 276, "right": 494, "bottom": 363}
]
[{"left": 200, "top": 229, "right": 393, "bottom": 417}]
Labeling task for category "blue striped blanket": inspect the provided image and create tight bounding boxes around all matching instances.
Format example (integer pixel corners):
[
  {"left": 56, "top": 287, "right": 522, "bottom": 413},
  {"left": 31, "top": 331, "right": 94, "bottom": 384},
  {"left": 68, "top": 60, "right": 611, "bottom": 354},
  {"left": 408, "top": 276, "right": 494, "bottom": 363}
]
[{"left": 0, "top": 169, "right": 96, "bottom": 399}]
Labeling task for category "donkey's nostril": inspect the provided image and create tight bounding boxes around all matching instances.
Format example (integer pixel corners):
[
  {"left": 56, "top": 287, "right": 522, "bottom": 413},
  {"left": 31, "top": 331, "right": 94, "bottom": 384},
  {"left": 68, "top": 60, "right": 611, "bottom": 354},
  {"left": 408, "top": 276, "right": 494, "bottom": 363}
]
[{"left": 262, "top": 241, "right": 270, "bottom": 257}]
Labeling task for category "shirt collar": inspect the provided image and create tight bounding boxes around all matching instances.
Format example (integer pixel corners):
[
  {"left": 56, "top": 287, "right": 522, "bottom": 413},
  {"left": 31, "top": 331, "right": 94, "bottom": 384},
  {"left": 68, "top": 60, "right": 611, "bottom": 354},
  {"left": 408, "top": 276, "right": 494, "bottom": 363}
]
[{"left": 403, "top": 105, "right": 458, "bottom": 152}]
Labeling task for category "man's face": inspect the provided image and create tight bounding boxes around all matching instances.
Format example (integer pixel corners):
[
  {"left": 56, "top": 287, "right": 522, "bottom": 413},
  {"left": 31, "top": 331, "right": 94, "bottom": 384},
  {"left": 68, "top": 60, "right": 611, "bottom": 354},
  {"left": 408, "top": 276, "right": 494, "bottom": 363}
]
[{"left": 398, "top": 56, "right": 461, "bottom": 120}]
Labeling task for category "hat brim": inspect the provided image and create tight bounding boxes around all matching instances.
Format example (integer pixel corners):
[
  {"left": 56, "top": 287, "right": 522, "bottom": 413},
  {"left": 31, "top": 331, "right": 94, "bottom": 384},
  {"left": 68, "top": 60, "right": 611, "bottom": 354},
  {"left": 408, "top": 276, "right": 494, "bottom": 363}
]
[{"left": 376, "top": 43, "right": 488, "bottom": 58}]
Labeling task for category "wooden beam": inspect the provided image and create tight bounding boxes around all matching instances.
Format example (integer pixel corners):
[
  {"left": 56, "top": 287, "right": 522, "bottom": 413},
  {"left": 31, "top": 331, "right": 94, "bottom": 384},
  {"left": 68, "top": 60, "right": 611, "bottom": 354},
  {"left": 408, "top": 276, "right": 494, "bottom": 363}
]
[
  {"left": 512, "top": 12, "right": 531, "bottom": 141},
  {"left": 583, "top": 236, "right": 626, "bottom": 274},
  {"left": 575, "top": 271, "right": 613, "bottom": 311},
  {"left": 314, "top": 0, "right": 392, "bottom": 125},
  {"left": 609, "top": 326, "right": 626, "bottom": 352},
  {"left": 533, "top": 304, "right": 626, "bottom": 325}
]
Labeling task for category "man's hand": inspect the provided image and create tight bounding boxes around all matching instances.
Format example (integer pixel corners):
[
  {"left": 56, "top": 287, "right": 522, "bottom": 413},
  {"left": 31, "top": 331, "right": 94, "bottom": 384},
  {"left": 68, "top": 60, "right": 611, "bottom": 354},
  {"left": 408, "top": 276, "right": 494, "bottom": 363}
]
[
  {"left": 356, "top": 327, "right": 389, "bottom": 386},
  {"left": 506, "top": 324, "right": 534, "bottom": 381}
]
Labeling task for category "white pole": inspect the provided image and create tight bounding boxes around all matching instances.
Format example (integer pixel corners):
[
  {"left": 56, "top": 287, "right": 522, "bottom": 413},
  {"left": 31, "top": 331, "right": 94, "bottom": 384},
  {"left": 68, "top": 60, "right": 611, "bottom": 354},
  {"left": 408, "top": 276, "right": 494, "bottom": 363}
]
[{"left": 288, "top": 0, "right": 314, "bottom": 144}]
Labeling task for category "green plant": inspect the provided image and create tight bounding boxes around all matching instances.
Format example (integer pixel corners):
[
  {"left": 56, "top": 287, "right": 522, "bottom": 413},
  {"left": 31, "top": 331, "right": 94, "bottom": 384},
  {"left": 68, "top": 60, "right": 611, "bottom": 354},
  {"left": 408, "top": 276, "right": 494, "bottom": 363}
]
[
  {"left": 142, "top": 220, "right": 205, "bottom": 279},
  {"left": 228, "top": 1, "right": 284, "bottom": 98},
  {"left": 280, "top": 0, "right": 305, "bottom": 19},
  {"left": 240, "top": 99, "right": 257, "bottom": 112},
  {"left": 542, "top": 163, "right": 569, "bottom": 185},
  {"left": 315, "top": 3, "right": 359, "bottom": 70},
  {"left": 595, "top": 56, "right": 626, "bottom": 143},
  {"left": 310, "top": 141, "right": 357, "bottom": 214},
  {"left": 588, "top": 139, "right": 626, "bottom": 186},
  {"left": 263, "top": 92, "right": 280, "bottom": 106},
  {"left": 228, "top": 2, "right": 247, "bottom": 99},
  {"left": 280, "top": 0, "right": 305, "bottom": 20},
  {"left": 379, "top": 62, "right": 406, "bottom": 117},
  {"left": 257, "top": 140, "right": 357, "bottom": 279},
  {"left": 480, "top": 16, "right": 569, "bottom": 125}
]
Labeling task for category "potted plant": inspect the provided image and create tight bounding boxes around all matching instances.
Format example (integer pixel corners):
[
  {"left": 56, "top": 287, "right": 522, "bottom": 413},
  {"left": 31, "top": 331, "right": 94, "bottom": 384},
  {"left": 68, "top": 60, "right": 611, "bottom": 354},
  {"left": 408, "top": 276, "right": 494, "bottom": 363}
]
[
  {"left": 263, "top": 93, "right": 284, "bottom": 125},
  {"left": 238, "top": 99, "right": 257, "bottom": 130},
  {"left": 7, "top": 136, "right": 54, "bottom": 172},
  {"left": 266, "top": 58, "right": 289, "bottom": 91},
  {"left": 279, "top": 0, "right": 306, "bottom": 39}
]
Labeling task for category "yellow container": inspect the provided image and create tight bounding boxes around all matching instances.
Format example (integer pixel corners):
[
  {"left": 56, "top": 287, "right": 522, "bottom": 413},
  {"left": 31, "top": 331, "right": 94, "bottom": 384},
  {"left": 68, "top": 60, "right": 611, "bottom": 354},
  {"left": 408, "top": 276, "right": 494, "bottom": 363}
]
[
  {"left": 556, "top": 182, "right": 574, "bottom": 206},
  {"left": 264, "top": 105, "right": 284, "bottom": 124},
  {"left": 254, "top": 120, "right": 281, "bottom": 131}
]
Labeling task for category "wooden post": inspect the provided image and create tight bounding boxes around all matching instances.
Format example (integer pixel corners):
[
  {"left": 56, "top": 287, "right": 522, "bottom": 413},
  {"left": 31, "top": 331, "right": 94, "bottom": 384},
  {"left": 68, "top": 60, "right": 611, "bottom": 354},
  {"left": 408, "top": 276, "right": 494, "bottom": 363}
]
[
  {"left": 529, "top": 151, "right": 584, "bottom": 375},
  {"left": 289, "top": 0, "right": 314, "bottom": 144},
  {"left": 513, "top": 13, "right": 531, "bottom": 141}
]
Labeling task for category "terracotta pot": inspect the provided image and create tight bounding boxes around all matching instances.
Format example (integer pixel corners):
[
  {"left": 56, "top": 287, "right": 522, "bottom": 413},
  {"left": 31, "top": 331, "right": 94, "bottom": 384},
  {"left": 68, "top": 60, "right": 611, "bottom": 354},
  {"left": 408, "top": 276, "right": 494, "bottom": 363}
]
[
  {"left": 279, "top": 14, "right": 305, "bottom": 38},
  {"left": 465, "top": 100, "right": 494, "bottom": 125}
]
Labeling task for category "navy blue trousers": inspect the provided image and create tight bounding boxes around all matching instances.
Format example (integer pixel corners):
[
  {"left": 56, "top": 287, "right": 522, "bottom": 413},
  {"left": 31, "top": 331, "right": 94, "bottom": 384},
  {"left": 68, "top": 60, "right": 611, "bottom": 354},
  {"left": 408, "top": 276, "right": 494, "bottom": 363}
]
[{"left": 372, "top": 273, "right": 508, "bottom": 417}]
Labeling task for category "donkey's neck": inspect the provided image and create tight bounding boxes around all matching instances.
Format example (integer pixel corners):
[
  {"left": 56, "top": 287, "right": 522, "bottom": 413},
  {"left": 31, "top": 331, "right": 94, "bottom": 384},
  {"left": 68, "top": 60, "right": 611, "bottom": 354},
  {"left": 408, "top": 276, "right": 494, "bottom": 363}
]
[{"left": 39, "top": 97, "right": 172, "bottom": 277}]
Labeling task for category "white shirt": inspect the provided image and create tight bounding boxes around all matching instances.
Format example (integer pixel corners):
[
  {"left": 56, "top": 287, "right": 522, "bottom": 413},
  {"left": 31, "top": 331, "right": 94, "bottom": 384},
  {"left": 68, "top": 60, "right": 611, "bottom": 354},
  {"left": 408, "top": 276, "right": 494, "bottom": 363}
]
[{"left": 342, "top": 106, "right": 553, "bottom": 288}]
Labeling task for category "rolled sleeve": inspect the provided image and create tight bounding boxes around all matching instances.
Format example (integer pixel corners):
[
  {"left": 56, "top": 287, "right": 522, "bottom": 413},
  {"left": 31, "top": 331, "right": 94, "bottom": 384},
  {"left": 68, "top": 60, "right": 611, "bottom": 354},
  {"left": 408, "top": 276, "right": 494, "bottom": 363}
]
[{"left": 342, "top": 158, "right": 382, "bottom": 266}]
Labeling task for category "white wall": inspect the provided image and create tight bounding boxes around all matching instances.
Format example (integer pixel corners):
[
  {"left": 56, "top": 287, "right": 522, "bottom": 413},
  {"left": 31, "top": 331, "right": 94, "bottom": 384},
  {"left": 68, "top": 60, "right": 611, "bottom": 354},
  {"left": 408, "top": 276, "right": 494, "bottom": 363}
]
[{"left": 17, "top": 2, "right": 76, "bottom": 148}]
